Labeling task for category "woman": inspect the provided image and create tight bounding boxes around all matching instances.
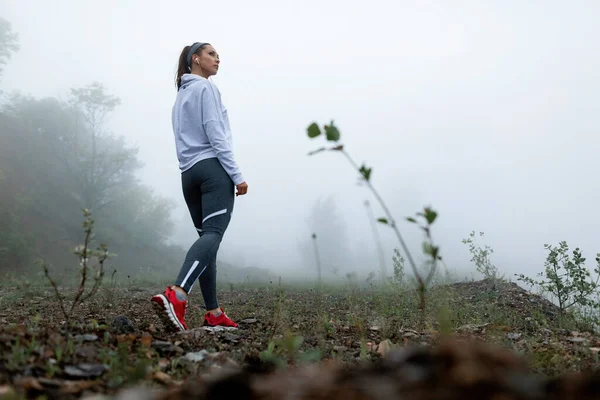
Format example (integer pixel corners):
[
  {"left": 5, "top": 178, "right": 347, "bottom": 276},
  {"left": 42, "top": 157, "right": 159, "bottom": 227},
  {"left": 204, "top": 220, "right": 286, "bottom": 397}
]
[{"left": 151, "top": 42, "right": 248, "bottom": 331}]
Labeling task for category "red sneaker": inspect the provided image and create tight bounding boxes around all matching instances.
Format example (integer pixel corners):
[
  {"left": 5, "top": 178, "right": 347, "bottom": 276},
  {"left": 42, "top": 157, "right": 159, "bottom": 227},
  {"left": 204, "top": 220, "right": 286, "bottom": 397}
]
[
  {"left": 151, "top": 286, "right": 188, "bottom": 331},
  {"left": 204, "top": 308, "right": 238, "bottom": 328}
]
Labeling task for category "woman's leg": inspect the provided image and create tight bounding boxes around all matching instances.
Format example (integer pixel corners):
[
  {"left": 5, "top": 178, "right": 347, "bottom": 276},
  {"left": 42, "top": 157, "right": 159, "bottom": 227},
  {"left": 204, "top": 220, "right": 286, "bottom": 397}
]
[
  {"left": 175, "top": 158, "right": 234, "bottom": 310},
  {"left": 152, "top": 158, "right": 235, "bottom": 331}
]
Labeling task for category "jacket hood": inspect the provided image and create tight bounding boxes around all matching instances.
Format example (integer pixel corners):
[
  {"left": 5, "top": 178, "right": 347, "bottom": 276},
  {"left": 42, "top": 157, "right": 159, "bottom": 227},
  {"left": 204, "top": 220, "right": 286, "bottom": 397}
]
[{"left": 179, "top": 74, "right": 206, "bottom": 90}]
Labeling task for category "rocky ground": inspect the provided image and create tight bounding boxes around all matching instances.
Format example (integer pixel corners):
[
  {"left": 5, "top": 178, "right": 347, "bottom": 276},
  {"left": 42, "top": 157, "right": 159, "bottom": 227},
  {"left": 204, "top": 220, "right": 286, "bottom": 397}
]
[{"left": 1, "top": 278, "right": 600, "bottom": 399}]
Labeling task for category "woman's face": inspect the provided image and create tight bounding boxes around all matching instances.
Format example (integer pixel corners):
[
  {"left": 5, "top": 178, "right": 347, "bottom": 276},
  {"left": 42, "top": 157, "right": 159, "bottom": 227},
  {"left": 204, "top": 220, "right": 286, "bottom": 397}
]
[{"left": 194, "top": 45, "right": 220, "bottom": 77}]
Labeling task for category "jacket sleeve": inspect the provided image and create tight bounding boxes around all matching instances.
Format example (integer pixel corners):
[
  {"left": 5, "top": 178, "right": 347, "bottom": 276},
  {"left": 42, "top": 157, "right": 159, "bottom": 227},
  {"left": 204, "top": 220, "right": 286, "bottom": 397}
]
[{"left": 198, "top": 84, "right": 245, "bottom": 186}]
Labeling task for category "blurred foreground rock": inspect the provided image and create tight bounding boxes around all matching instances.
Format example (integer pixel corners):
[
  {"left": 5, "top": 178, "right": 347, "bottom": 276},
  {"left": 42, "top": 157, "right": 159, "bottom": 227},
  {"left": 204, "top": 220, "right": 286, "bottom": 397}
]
[{"left": 146, "top": 338, "right": 600, "bottom": 400}]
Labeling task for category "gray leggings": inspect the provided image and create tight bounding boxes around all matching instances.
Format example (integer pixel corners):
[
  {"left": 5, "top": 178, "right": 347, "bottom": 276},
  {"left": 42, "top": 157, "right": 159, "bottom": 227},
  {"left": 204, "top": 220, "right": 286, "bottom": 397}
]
[{"left": 175, "top": 157, "right": 234, "bottom": 310}]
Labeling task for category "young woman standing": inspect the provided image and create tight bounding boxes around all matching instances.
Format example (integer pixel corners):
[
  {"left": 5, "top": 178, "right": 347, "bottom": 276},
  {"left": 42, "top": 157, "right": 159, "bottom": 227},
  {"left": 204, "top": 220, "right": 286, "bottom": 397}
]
[{"left": 152, "top": 42, "right": 248, "bottom": 331}]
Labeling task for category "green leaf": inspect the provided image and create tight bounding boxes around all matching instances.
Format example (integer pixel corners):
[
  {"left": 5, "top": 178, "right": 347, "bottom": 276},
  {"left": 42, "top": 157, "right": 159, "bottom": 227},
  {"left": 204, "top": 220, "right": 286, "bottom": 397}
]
[
  {"left": 377, "top": 218, "right": 389, "bottom": 225},
  {"left": 307, "top": 123, "right": 322, "bottom": 138},
  {"left": 325, "top": 121, "right": 340, "bottom": 142},
  {"left": 424, "top": 208, "right": 437, "bottom": 224},
  {"left": 422, "top": 242, "right": 433, "bottom": 256},
  {"left": 359, "top": 165, "right": 372, "bottom": 182},
  {"left": 406, "top": 217, "right": 417, "bottom": 224}
]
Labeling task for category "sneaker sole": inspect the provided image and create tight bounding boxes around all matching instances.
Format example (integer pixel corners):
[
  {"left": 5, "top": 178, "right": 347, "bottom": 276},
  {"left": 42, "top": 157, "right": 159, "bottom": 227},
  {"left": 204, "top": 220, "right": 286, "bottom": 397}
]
[
  {"left": 203, "top": 321, "right": 238, "bottom": 328},
  {"left": 151, "top": 294, "right": 186, "bottom": 332}
]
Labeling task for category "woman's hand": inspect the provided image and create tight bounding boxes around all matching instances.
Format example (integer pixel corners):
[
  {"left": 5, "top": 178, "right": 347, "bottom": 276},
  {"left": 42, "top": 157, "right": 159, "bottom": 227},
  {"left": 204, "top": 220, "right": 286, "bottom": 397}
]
[{"left": 236, "top": 181, "right": 248, "bottom": 196}]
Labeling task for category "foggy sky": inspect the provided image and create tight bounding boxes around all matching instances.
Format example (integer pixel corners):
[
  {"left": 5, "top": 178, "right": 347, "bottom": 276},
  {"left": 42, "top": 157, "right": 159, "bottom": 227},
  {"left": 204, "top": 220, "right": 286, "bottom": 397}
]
[{"left": 3, "top": 0, "right": 599, "bottom": 282}]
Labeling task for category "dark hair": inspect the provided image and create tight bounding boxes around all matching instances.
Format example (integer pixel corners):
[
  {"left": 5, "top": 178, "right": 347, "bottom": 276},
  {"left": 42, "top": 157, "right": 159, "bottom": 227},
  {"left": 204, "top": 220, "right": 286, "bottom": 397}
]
[{"left": 176, "top": 43, "right": 209, "bottom": 89}]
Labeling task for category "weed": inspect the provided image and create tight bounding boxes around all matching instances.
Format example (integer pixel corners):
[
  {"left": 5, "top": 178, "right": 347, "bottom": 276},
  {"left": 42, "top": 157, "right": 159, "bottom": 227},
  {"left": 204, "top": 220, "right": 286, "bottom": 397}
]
[
  {"left": 268, "top": 276, "right": 285, "bottom": 342},
  {"left": 260, "top": 330, "right": 321, "bottom": 368},
  {"left": 40, "top": 208, "right": 114, "bottom": 326},
  {"left": 305, "top": 121, "right": 442, "bottom": 320},
  {"left": 516, "top": 241, "right": 600, "bottom": 314},
  {"left": 392, "top": 248, "right": 405, "bottom": 285},
  {"left": 462, "top": 231, "right": 501, "bottom": 280}
]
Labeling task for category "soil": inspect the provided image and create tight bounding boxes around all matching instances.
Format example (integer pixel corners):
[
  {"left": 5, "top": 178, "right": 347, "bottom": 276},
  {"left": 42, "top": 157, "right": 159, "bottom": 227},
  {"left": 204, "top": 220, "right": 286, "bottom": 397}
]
[{"left": 1, "top": 279, "right": 599, "bottom": 399}]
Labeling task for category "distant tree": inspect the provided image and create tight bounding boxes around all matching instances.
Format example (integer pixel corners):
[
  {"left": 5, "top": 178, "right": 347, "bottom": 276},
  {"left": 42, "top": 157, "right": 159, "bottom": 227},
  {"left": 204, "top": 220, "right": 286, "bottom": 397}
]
[
  {"left": 0, "top": 85, "right": 181, "bottom": 275},
  {"left": 298, "top": 195, "right": 354, "bottom": 277},
  {"left": 0, "top": 96, "right": 83, "bottom": 271},
  {"left": 99, "top": 184, "right": 176, "bottom": 246},
  {"left": 0, "top": 167, "right": 31, "bottom": 271},
  {"left": 65, "top": 82, "right": 141, "bottom": 211},
  {"left": 0, "top": 17, "right": 19, "bottom": 80}
]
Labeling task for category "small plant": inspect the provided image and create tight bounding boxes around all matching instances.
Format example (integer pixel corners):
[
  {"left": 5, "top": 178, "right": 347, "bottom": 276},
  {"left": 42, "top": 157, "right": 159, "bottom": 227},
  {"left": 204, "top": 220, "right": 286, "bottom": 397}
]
[
  {"left": 516, "top": 241, "right": 600, "bottom": 314},
  {"left": 462, "top": 231, "right": 500, "bottom": 280},
  {"left": 268, "top": 276, "right": 285, "bottom": 342},
  {"left": 405, "top": 207, "right": 442, "bottom": 317},
  {"left": 392, "top": 248, "right": 405, "bottom": 285},
  {"left": 260, "top": 331, "right": 321, "bottom": 369},
  {"left": 305, "top": 121, "right": 441, "bottom": 314},
  {"left": 320, "top": 313, "right": 335, "bottom": 338},
  {"left": 40, "top": 208, "right": 113, "bottom": 326}
]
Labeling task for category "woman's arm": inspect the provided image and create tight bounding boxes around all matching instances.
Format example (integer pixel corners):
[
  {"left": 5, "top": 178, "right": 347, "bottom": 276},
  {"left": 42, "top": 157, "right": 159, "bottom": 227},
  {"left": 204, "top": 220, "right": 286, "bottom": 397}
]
[{"left": 198, "top": 85, "right": 245, "bottom": 186}]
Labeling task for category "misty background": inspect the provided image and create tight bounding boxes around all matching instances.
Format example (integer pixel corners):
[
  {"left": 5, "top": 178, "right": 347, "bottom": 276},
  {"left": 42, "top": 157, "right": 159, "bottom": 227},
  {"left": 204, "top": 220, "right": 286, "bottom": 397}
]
[{"left": 1, "top": 1, "right": 598, "bottom": 285}]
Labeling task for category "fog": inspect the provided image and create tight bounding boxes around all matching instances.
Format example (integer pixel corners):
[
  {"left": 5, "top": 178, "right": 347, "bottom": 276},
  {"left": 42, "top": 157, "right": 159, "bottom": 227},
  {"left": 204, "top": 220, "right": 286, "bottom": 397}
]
[{"left": 2, "top": 0, "right": 599, "bottom": 282}]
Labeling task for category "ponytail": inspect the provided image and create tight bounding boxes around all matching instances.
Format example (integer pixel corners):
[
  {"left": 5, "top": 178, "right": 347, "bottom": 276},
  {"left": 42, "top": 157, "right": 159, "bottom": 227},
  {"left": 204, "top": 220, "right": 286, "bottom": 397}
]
[
  {"left": 176, "top": 45, "right": 191, "bottom": 89},
  {"left": 175, "top": 42, "right": 210, "bottom": 89}
]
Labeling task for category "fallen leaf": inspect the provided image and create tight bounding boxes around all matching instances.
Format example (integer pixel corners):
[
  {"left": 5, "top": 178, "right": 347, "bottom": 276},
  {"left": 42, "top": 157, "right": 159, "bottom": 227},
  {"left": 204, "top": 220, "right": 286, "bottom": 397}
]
[
  {"left": 153, "top": 371, "right": 172, "bottom": 385},
  {"left": 116, "top": 333, "right": 137, "bottom": 344},
  {"left": 140, "top": 333, "right": 152, "bottom": 347}
]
